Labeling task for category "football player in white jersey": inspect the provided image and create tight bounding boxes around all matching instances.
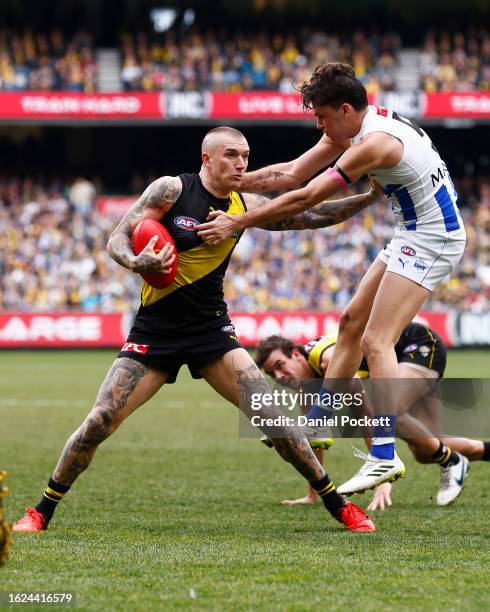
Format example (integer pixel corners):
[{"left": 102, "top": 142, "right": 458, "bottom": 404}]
[{"left": 197, "top": 63, "right": 466, "bottom": 496}]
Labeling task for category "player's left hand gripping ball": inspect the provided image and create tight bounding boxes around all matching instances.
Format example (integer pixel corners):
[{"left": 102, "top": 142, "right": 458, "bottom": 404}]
[
  {"left": 0, "top": 471, "right": 12, "bottom": 566},
  {"left": 131, "top": 218, "right": 178, "bottom": 288}
]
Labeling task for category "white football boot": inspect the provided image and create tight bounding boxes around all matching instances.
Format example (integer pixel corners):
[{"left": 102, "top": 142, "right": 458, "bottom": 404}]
[
  {"left": 437, "top": 453, "right": 469, "bottom": 506},
  {"left": 337, "top": 447, "right": 406, "bottom": 496}
]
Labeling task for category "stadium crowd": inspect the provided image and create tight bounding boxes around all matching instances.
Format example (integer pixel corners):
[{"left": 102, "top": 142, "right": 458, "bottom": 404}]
[
  {"left": 0, "top": 30, "right": 96, "bottom": 92},
  {"left": 120, "top": 29, "right": 400, "bottom": 93},
  {"left": 1, "top": 27, "right": 489, "bottom": 94},
  {"left": 0, "top": 176, "right": 488, "bottom": 314},
  {"left": 420, "top": 29, "right": 490, "bottom": 92}
]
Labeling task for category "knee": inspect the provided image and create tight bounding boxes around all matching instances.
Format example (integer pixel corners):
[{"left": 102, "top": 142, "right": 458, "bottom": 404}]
[
  {"left": 338, "top": 307, "right": 364, "bottom": 340},
  {"left": 360, "top": 331, "right": 386, "bottom": 360}
]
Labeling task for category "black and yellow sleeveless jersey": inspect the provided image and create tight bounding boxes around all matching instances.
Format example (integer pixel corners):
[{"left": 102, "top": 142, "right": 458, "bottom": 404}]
[
  {"left": 131, "top": 173, "right": 246, "bottom": 337},
  {"left": 305, "top": 334, "right": 371, "bottom": 379},
  {"left": 304, "top": 335, "right": 338, "bottom": 377},
  {"left": 303, "top": 322, "right": 446, "bottom": 379}
]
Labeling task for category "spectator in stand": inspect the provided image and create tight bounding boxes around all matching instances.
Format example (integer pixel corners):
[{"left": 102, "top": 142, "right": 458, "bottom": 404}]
[
  {"left": 120, "top": 28, "right": 400, "bottom": 93},
  {"left": 69, "top": 177, "right": 97, "bottom": 218},
  {"left": 0, "top": 178, "right": 141, "bottom": 313},
  {"left": 421, "top": 29, "right": 490, "bottom": 92},
  {"left": 0, "top": 30, "right": 96, "bottom": 92}
]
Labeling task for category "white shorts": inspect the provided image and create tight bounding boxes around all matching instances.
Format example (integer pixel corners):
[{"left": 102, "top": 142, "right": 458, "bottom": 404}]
[{"left": 377, "top": 226, "right": 466, "bottom": 291}]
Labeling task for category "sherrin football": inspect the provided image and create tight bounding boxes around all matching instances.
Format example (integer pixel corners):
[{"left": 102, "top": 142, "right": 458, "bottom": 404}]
[{"left": 131, "top": 218, "right": 178, "bottom": 289}]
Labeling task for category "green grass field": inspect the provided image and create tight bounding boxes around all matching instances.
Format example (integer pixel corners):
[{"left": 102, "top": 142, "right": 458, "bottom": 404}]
[{"left": 1, "top": 350, "right": 490, "bottom": 611}]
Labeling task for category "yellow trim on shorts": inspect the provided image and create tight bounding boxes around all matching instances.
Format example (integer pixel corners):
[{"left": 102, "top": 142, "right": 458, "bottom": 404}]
[{"left": 424, "top": 326, "right": 437, "bottom": 370}]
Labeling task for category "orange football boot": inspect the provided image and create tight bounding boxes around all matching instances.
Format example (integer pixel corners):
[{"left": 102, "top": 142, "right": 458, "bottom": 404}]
[
  {"left": 12, "top": 507, "right": 47, "bottom": 532},
  {"left": 337, "top": 502, "right": 376, "bottom": 532}
]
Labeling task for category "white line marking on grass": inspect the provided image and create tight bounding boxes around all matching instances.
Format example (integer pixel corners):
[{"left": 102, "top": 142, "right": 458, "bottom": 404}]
[{"left": 0, "top": 398, "right": 222, "bottom": 410}]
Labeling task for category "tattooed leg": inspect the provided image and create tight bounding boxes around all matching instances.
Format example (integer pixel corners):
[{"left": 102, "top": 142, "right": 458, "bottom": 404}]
[
  {"left": 200, "top": 348, "right": 325, "bottom": 482},
  {"left": 53, "top": 358, "right": 166, "bottom": 485}
]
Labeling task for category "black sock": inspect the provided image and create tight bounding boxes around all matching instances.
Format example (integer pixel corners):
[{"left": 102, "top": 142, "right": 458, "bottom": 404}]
[
  {"left": 35, "top": 477, "right": 70, "bottom": 524},
  {"left": 482, "top": 442, "right": 490, "bottom": 461},
  {"left": 311, "top": 474, "right": 346, "bottom": 516},
  {"left": 432, "top": 442, "right": 460, "bottom": 468}
]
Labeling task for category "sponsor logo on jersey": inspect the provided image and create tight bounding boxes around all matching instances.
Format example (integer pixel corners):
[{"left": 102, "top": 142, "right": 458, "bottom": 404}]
[
  {"left": 419, "top": 345, "right": 430, "bottom": 357},
  {"left": 398, "top": 257, "right": 409, "bottom": 269},
  {"left": 174, "top": 215, "right": 199, "bottom": 230},
  {"left": 414, "top": 257, "right": 427, "bottom": 271},
  {"left": 401, "top": 245, "right": 416, "bottom": 256},
  {"left": 121, "top": 342, "right": 149, "bottom": 354},
  {"left": 403, "top": 344, "right": 418, "bottom": 353},
  {"left": 221, "top": 324, "right": 235, "bottom": 333}
]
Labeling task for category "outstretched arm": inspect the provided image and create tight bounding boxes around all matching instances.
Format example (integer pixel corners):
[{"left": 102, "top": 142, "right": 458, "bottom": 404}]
[
  {"left": 107, "top": 176, "right": 182, "bottom": 274},
  {"left": 251, "top": 180, "right": 384, "bottom": 231},
  {"left": 197, "top": 132, "right": 399, "bottom": 244},
  {"left": 240, "top": 134, "right": 348, "bottom": 193}
]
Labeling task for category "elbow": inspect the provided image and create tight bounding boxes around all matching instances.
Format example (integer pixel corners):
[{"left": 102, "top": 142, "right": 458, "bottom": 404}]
[
  {"left": 284, "top": 174, "right": 302, "bottom": 190},
  {"left": 107, "top": 234, "right": 118, "bottom": 258}
]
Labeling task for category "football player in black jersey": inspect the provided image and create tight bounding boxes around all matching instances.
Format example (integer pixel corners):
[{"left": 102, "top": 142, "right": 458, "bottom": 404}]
[
  {"left": 13, "top": 126, "right": 385, "bottom": 533},
  {"left": 257, "top": 323, "right": 489, "bottom": 509}
]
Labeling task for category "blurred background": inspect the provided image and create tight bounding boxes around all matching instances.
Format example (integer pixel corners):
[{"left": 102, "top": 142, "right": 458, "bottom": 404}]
[{"left": 0, "top": 0, "right": 488, "bottom": 349}]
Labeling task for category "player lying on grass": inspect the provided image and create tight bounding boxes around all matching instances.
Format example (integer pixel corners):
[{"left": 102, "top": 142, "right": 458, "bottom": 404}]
[
  {"left": 256, "top": 324, "right": 490, "bottom": 509},
  {"left": 196, "top": 63, "right": 467, "bottom": 497},
  {"left": 13, "top": 127, "right": 386, "bottom": 534}
]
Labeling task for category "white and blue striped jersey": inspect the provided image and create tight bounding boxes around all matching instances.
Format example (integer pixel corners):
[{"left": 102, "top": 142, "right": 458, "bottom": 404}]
[{"left": 351, "top": 105, "right": 464, "bottom": 233}]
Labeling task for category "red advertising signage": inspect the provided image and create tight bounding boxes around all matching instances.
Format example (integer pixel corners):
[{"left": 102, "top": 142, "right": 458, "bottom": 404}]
[
  {"left": 210, "top": 92, "right": 309, "bottom": 119},
  {"left": 424, "top": 92, "right": 490, "bottom": 119},
  {"left": 0, "top": 92, "right": 163, "bottom": 119},
  {"left": 0, "top": 310, "right": 473, "bottom": 349},
  {"left": 231, "top": 311, "right": 455, "bottom": 347},
  {"left": 0, "top": 91, "right": 489, "bottom": 121},
  {"left": 96, "top": 196, "right": 137, "bottom": 219},
  {"left": 0, "top": 313, "right": 130, "bottom": 348}
]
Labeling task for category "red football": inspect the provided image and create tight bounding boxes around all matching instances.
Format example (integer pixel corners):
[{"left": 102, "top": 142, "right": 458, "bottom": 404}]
[{"left": 131, "top": 218, "right": 178, "bottom": 289}]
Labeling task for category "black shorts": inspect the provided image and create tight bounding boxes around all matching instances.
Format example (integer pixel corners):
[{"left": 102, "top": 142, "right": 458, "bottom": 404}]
[
  {"left": 117, "top": 322, "right": 242, "bottom": 383},
  {"left": 398, "top": 326, "right": 447, "bottom": 377}
]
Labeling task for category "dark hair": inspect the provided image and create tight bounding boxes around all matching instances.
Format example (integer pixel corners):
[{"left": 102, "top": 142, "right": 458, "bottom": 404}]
[
  {"left": 255, "top": 335, "right": 307, "bottom": 369},
  {"left": 299, "top": 63, "right": 368, "bottom": 111}
]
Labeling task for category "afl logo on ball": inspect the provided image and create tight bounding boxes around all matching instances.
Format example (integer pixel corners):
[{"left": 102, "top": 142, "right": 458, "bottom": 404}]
[
  {"left": 401, "top": 245, "right": 416, "bottom": 256},
  {"left": 174, "top": 216, "right": 198, "bottom": 230}
]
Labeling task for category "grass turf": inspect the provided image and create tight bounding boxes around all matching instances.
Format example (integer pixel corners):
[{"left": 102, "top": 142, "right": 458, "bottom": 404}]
[{"left": 1, "top": 350, "right": 489, "bottom": 610}]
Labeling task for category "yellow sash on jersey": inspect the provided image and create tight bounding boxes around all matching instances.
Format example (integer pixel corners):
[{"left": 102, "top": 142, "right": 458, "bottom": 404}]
[
  {"left": 307, "top": 334, "right": 370, "bottom": 379},
  {"left": 307, "top": 335, "right": 338, "bottom": 376},
  {"left": 141, "top": 191, "right": 245, "bottom": 307}
]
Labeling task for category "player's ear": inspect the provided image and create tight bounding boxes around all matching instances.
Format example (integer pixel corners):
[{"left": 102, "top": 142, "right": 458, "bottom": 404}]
[{"left": 202, "top": 152, "right": 211, "bottom": 167}]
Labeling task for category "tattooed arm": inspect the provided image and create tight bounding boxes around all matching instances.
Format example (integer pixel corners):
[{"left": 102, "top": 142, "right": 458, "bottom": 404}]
[
  {"left": 107, "top": 176, "right": 182, "bottom": 274},
  {"left": 239, "top": 134, "right": 348, "bottom": 193},
  {"left": 244, "top": 180, "right": 384, "bottom": 231}
]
